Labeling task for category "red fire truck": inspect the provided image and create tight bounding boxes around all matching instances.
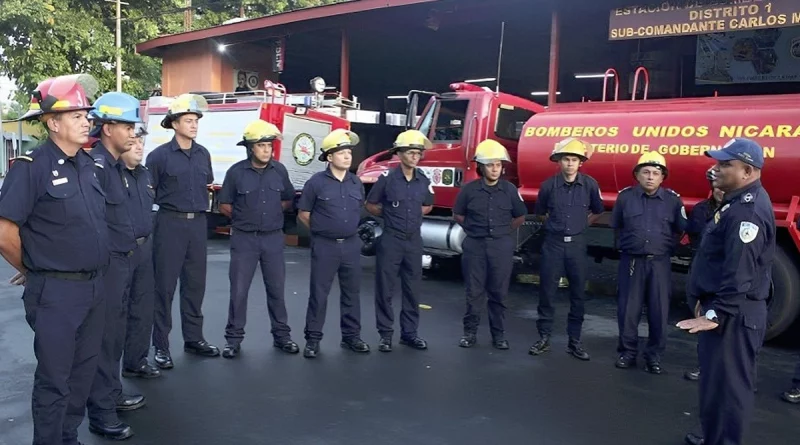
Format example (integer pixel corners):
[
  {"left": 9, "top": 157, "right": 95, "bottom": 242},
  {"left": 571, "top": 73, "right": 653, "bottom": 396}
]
[{"left": 355, "top": 70, "right": 800, "bottom": 340}]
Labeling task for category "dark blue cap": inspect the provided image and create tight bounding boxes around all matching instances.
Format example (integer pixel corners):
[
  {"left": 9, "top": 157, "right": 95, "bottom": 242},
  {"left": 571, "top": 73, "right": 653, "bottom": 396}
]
[{"left": 705, "top": 138, "right": 764, "bottom": 169}]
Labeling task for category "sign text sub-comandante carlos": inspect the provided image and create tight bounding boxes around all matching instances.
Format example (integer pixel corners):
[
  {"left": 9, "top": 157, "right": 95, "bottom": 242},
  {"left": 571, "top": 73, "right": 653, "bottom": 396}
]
[{"left": 609, "top": 0, "right": 800, "bottom": 41}]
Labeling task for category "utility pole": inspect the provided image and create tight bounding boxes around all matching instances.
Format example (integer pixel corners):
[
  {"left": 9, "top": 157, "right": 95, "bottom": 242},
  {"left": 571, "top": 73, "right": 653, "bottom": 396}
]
[
  {"left": 184, "top": 0, "right": 193, "bottom": 32},
  {"left": 105, "top": 0, "right": 129, "bottom": 92}
]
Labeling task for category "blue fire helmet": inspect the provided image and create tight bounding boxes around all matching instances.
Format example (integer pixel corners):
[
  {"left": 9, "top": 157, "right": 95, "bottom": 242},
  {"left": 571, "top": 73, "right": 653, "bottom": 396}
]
[{"left": 89, "top": 91, "right": 142, "bottom": 136}]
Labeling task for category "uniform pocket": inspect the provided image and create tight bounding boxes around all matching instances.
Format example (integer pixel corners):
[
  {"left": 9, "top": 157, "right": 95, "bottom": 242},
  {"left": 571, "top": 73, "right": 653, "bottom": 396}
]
[{"left": 44, "top": 179, "right": 79, "bottom": 222}]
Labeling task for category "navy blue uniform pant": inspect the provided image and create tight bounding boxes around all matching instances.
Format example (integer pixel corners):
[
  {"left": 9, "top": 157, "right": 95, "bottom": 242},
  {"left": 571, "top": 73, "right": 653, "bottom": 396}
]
[
  {"left": 537, "top": 234, "right": 587, "bottom": 340},
  {"left": 616, "top": 254, "right": 671, "bottom": 362},
  {"left": 152, "top": 211, "right": 208, "bottom": 350},
  {"left": 304, "top": 235, "right": 362, "bottom": 341},
  {"left": 461, "top": 235, "right": 515, "bottom": 339},
  {"left": 225, "top": 229, "right": 291, "bottom": 345},
  {"left": 87, "top": 253, "right": 132, "bottom": 425},
  {"left": 698, "top": 300, "right": 766, "bottom": 445},
  {"left": 123, "top": 237, "right": 156, "bottom": 370},
  {"left": 22, "top": 273, "right": 105, "bottom": 445},
  {"left": 375, "top": 230, "right": 423, "bottom": 340}
]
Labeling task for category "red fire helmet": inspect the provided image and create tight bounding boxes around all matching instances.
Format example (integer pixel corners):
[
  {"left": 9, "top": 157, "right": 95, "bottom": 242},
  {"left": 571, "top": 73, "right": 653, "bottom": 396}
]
[{"left": 18, "top": 74, "right": 99, "bottom": 121}]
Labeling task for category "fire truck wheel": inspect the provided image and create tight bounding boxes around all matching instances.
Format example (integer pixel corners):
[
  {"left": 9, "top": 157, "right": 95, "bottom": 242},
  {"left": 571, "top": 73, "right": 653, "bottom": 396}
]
[
  {"left": 357, "top": 217, "right": 382, "bottom": 257},
  {"left": 765, "top": 246, "right": 800, "bottom": 341}
]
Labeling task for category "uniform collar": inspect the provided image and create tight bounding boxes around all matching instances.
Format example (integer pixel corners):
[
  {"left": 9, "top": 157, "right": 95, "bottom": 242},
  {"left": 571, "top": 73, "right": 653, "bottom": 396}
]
[
  {"left": 169, "top": 136, "right": 196, "bottom": 152},
  {"left": 390, "top": 165, "right": 420, "bottom": 182},
  {"left": 723, "top": 179, "right": 762, "bottom": 204},
  {"left": 246, "top": 159, "right": 274, "bottom": 172},
  {"left": 480, "top": 177, "right": 502, "bottom": 193},
  {"left": 325, "top": 166, "right": 359, "bottom": 184},
  {"left": 91, "top": 141, "right": 120, "bottom": 167},
  {"left": 43, "top": 138, "right": 92, "bottom": 167},
  {"left": 634, "top": 184, "right": 664, "bottom": 200},
  {"left": 556, "top": 172, "right": 585, "bottom": 187}
]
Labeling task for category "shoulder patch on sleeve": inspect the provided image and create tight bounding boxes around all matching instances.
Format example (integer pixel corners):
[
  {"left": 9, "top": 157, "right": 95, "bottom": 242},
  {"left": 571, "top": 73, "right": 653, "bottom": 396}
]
[
  {"left": 681, "top": 206, "right": 687, "bottom": 219},
  {"left": 428, "top": 183, "right": 435, "bottom": 195},
  {"left": 12, "top": 155, "right": 33, "bottom": 162},
  {"left": 739, "top": 221, "right": 759, "bottom": 243}
]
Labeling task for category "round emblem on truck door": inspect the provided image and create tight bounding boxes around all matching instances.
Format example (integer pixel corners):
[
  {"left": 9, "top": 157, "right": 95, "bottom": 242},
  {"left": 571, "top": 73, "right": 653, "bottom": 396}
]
[{"left": 292, "top": 133, "right": 316, "bottom": 166}]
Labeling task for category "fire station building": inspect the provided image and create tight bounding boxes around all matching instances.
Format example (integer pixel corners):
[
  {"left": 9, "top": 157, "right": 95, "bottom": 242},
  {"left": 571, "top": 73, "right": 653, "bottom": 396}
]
[{"left": 136, "top": 0, "right": 800, "bottom": 156}]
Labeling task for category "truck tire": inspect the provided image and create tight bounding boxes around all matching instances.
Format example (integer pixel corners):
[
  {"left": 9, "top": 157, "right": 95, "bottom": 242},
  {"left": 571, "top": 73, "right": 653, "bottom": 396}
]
[{"left": 766, "top": 245, "right": 800, "bottom": 340}]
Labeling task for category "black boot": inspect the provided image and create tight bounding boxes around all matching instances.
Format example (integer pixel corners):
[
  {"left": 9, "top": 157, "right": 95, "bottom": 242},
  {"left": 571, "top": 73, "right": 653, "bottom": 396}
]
[
  {"left": 459, "top": 334, "right": 477, "bottom": 348},
  {"left": 528, "top": 335, "right": 551, "bottom": 355},
  {"left": 566, "top": 338, "right": 590, "bottom": 361}
]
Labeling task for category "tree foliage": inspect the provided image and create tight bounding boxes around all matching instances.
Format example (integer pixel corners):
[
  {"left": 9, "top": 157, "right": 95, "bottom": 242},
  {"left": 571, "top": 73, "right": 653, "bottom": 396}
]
[{"left": 0, "top": 0, "right": 340, "bottom": 104}]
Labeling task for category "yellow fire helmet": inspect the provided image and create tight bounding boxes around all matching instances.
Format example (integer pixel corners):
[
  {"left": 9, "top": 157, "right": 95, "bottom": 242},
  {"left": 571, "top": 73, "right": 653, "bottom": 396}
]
[
  {"left": 160, "top": 93, "right": 209, "bottom": 129},
  {"left": 473, "top": 139, "right": 511, "bottom": 165},
  {"left": 634, "top": 151, "right": 668, "bottom": 177},
  {"left": 392, "top": 129, "right": 433, "bottom": 153},
  {"left": 550, "top": 137, "right": 592, "bottom": 163},
  {"left": 237, "top": 120, "right": 283, "bottom": 147},
  {"left": 319, "top": 128, "right": 360, "bottom": 162}
]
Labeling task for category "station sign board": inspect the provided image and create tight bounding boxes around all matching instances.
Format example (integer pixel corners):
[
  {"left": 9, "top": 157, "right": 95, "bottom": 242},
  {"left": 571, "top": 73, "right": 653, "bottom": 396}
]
[
  {"left": 609, "top": 0, "right": 800, "bottom": 41},
  {"left": 273, "top": 37, "right": 285, "bottom": 73}
]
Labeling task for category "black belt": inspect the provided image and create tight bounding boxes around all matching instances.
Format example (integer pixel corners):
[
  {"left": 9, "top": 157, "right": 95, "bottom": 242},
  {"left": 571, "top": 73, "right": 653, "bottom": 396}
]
[
  {"left": 159, "top": 208, "right": 205, "bottom": 219},
  {"left": 316, "top": 234, "right": 356, "bottom": 243},
  {"left": 625, "top": 253, "right": 665, "bottom": 260},
  {"left": 546, "top": 232, "right": 584, "bottom": 243},
  {"left": 36, "top": 270, "right": 99, "bottom": 281},
  {"left": 233, "top": 228, "right": 282, "bottom": 236}
]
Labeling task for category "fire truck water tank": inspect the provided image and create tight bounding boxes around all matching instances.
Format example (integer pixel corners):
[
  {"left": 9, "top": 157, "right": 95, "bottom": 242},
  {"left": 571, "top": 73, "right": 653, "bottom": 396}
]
[{"left": 421, "top": 220, "right": 467, "bottom": 256}]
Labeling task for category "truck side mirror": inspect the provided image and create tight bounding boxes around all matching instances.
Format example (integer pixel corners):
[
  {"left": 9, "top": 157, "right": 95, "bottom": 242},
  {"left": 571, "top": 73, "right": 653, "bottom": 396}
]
[{"left": 406, "top": 93, "right": 419, "bottom": 129}]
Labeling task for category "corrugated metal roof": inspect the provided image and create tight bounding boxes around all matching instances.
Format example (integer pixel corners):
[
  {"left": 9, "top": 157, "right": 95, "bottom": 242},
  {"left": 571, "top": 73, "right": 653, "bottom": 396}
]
[{"left": 137, "top": 0, "right": 437, "bottom": 55}]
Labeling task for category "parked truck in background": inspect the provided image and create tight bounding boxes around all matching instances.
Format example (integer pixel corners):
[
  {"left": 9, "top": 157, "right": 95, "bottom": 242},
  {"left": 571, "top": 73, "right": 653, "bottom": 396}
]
[{"left": 355, "top": 72, "right": 800, "bottom": 341}]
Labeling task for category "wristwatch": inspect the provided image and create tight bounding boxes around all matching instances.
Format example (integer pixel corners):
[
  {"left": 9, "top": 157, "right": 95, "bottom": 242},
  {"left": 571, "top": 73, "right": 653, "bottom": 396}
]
[{"left": 704, "top": 309, "right": 719, "bottom": 324}]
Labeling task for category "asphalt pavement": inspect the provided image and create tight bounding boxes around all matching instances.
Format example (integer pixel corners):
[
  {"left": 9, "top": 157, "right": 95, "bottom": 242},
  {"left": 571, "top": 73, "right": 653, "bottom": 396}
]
[{"left": 0, "top": 238, "right": 798, "bottom": 445}]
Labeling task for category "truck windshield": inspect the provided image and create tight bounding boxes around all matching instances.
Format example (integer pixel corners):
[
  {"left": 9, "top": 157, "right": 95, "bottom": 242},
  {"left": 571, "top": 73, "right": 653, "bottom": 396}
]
[{"left": 417, "top": 99, "right": 469, "bottom": 143}]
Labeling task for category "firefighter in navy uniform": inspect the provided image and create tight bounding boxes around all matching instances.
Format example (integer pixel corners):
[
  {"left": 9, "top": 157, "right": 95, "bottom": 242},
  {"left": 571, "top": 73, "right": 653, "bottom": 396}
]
[
  {"left": 611, "top": 152, "right": 687, "bottom": 375},
  {"left": 218, "top": 120, "right": 299, "bottom": 358},
  {"left": 85, "top": 91, "right": 148, "bottom": 440},
  {"left": 678, "top": 138, "right": 775, "bottom": 445},
  {"left": 118, "top": 123, "right": 162, "bottom": 379},
  {"left": 0, "top": 74, "right": 110, "bottom": 445},
  {"left": 683, "top": 183, "right": 724, "bottom": 382},
  {"left": 529, "top": 137, "right": 604, "bottom": 360},
  {"left": 297, "top": 129, "right": 369, "bottom": 358},
  {"left": 147, "top": 94, "right": 220, "bottom": 368},
  {"left": 366, "top": 130, "right": 434, "bottom": 352},
  {"left": 453, "top": 139, "right": 527, "bottom": 349}
]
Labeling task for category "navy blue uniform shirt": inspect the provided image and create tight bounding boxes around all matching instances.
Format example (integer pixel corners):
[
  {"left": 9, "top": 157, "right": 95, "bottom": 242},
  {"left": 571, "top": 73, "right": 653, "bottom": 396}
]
[
  {"left": 366, "top": 167, "right": 434, "bottom": 233},
  {"left": 453, "top": 178, "right": 527, "bottom": 238},
  {"left": 122, "top": 164, "right": 155, "bottom": 238},
  {"left": 0, "top": 139, "right": 110, "bottom": 272},
  {"left": 687, "top": 180, "right": 775, "bottom": 314},
  {"left": 218, "top": 159, "right": 295, "bottom": 233},
  {"left": 297, "top": 168, "right": 364, "bottom": 239},
  {"left": 91, "top": 142, "right": 137, "bottom": 253},
  {"left": 687, "top": 198, "right": 717, "bottom": 251},
  {"left": 145, "top": 137, "right": 213, "bottom": 213},
  {"left": 535, "top": 173, "right": 604, "bottom": 236},
  {"left": 611, "top": 185, "right": 687, "bottom": 256}
]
